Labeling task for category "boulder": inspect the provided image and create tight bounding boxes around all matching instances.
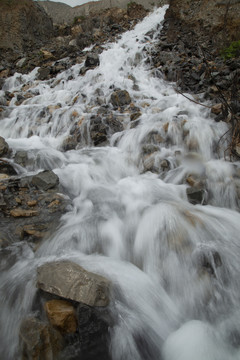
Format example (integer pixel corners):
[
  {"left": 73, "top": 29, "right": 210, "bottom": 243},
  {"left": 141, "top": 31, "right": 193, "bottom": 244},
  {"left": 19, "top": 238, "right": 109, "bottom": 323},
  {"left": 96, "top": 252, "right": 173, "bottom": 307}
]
[
  {"left": 19, "top": 317, "right": 62, "bottom": 360},
  {"left": 0, "top": 136, "right": 9, "bottom": 157},
  {"left": 37, "top": 260, "right": 110, "bottom": 307},
  {"left": 110, "top": 90, "right": 131, "bottom": 108},
  {"left": 31, "top": 170, "right": 59, "bottom": 191},
  {"left": 45, "top": 299, "right": 77, "bottom": 334}
]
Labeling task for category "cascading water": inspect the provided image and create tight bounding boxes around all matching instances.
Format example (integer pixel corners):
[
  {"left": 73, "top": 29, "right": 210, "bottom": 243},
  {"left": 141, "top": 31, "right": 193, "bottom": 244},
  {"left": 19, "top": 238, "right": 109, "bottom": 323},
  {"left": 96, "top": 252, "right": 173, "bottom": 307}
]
[{"left": 0, "top": 5, "right": 240, "bottom": 360}]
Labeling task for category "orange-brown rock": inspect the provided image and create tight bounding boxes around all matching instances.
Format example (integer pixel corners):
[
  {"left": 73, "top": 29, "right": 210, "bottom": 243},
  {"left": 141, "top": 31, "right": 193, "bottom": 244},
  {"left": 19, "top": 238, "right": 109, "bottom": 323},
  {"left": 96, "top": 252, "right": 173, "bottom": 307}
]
[
  {"left": 211, "top": 103, "right": 222, "bottom": 115},
  {"left": 10, "top": 208, "right": 39, "bottom": 217},
  {"left": 45, "top": 299, "right": 77, "bottom": 334}
]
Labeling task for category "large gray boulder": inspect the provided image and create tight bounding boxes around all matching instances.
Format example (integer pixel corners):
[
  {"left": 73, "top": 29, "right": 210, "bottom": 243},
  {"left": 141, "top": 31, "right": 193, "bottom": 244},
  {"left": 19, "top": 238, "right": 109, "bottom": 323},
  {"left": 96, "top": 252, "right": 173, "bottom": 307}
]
[
  {"left": 37, "top": 260, "right": 110, "bottom": 307},
  {"left": 32, "top": 170, "right": 59, "bottom": 191}
]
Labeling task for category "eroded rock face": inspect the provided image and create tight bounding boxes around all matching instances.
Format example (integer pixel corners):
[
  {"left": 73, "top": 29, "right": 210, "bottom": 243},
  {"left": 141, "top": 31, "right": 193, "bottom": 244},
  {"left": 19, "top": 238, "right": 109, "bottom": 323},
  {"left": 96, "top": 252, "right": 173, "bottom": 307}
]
[{"left": 37, "top": 260, "right": 110, "bottom": 306}]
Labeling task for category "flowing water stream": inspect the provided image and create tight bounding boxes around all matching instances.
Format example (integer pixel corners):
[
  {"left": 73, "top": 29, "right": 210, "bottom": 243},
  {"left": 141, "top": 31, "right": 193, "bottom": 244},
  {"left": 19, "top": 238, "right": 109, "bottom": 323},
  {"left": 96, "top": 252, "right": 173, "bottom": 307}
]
[{"left": 1, "top": 5, "right": 240, "bottom": 360}]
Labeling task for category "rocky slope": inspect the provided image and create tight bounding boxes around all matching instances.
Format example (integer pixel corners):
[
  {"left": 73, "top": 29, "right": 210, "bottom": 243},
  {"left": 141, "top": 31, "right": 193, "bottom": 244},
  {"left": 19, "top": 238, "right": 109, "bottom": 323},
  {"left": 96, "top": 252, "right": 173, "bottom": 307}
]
[
  {"left": 0, "top": 2, "right": 150, "bottom": 80},
  {"left": 0, "top": 0, "right": 53, "bottom": 66},
  {"left": 37, "top": 0, "right": 168, "bottom": 24},
  {"left": 165, "top": 0, "right": 240, "bottom": 50}
]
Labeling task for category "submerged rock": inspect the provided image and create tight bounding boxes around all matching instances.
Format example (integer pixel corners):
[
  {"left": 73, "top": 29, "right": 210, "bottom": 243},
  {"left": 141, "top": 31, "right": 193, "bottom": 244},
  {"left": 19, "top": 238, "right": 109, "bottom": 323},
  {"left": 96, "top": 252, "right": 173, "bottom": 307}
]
[{"left": 37, "top": 260, "right": 110, "bottom": 306}]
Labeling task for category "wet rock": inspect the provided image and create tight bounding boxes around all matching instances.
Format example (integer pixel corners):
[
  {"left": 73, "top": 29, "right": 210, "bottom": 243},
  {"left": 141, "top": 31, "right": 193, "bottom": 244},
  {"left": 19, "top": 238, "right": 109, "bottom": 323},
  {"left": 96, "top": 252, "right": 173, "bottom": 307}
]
[
  {"left": 79, "top": 66, "right": 88, "bottom": 76},
  {"left": 16, "top": 57, "right": 27, "bottom": 68},
  {"left": 160, "top": 159, "right": 170, "bottom": 171},
  {"left": 62, "top": 136, "right": 79, "bottom": 151},
  {"left": 186, "top": 175, "right": 205, "bottom": 189},
  {"left": 37, "top": 260, "right": 110, "bottom": 306},
  {"left": 76, "top": 303, "right": 112, "bottom": 360},
  {"left": 45, "top": 300, "right": 77, "bottom": 335},
  {"left": 105, "top": 115, "right": 124, "bottom": 133},
  {"left": 0, "top": 78, "right": 5, "bottom": 90},
  {"left": 14, "top": 151, "right": 29, "bottom": 167},
  {"left": 0, "top": 159, "right": 17, "bottom": 175},
  {"left": 186, "top": 187, "right": 205, "bottom": 205},
  {"left": 142, "top": 144, "right": 159, "bottom": 155},
  {"left": 142, "top": 154, "right": 158, "bottom": 173},
  {"left": 31, "top": 170, "right": 59, "bottom": 191},
  {"left": 0, "top": 95, "right": 7, "bottom": 106},
  {"left": 0, "top": 175, "right": 69, "bottom": 245},
  {"left": 38, "top": 67, "right": 51, "bottom": 81},
  {"left": 130, "top": 112, "right": 141, "bottom": 121},
  {"left": 10, "top": 208, "right": 39, "bottom": 217},
  {"left": 19, "top": 317, "right": 63, "bottom": 360},
  {"left": 195, "top": 248, "right": 222, "bottom": 276},
  {"left": 0, "top": 136, "right": 9, "bottom": 157},
  {"left": 89, "top": 116, "right": 108, "bottom": 146},
  {"left": 143, "top": 130, "right": 164, "bottom": 145},
  {"left": 110, "top": 90, "right": 131, "bottom": 108},
  {"left": 85, "top": 53, "right": 100, "bottom": 68},
  {"left": 211, "top": 103, "right": 222, "bottom": 115}
]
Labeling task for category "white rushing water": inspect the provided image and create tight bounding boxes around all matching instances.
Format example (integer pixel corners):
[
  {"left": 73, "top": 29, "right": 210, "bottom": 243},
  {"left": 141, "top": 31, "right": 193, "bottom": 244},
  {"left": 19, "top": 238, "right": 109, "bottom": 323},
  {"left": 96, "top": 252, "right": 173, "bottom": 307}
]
[{"left": 0, "top": 5, "right": 240, "bottom": 360}]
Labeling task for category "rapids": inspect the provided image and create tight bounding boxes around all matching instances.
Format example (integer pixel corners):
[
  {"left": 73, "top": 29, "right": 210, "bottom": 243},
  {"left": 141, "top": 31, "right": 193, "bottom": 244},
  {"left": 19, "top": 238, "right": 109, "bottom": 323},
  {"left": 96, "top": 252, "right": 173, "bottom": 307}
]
[{"left": 0, "top": 5, "right": 240, "bottom": 360}]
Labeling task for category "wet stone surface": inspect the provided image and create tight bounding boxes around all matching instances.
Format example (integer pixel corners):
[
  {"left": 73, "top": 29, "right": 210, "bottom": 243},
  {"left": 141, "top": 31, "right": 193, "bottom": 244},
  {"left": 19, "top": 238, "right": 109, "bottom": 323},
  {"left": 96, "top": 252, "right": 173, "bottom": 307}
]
[{"left": 0, "top": 174, "right": 70, "bottom": 247}]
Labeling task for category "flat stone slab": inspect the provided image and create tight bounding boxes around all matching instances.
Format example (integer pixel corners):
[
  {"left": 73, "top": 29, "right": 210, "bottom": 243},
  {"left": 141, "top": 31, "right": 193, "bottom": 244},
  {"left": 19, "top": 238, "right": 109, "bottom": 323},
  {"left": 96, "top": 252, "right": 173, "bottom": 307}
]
[{"left": 37, "top": 260, "right": 110, "bottom": 307}]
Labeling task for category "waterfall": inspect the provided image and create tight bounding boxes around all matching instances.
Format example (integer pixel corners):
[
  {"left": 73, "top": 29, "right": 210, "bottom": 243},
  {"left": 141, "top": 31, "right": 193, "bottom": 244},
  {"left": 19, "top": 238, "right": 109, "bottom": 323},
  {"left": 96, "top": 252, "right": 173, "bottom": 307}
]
[{"left": 0, "top": 5, "right": 240, "bottom": 360}]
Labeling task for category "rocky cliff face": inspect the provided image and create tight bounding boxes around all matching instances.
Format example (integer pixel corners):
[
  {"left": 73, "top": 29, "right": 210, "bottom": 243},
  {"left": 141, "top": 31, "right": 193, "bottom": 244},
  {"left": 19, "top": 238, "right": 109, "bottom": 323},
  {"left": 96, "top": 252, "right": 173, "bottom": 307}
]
[
  {"left": 165, "top": 0, "right": 240, "bottom": 50},
  {"left": 0, "top": 0, "right": 53, "bottom": 54}
]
